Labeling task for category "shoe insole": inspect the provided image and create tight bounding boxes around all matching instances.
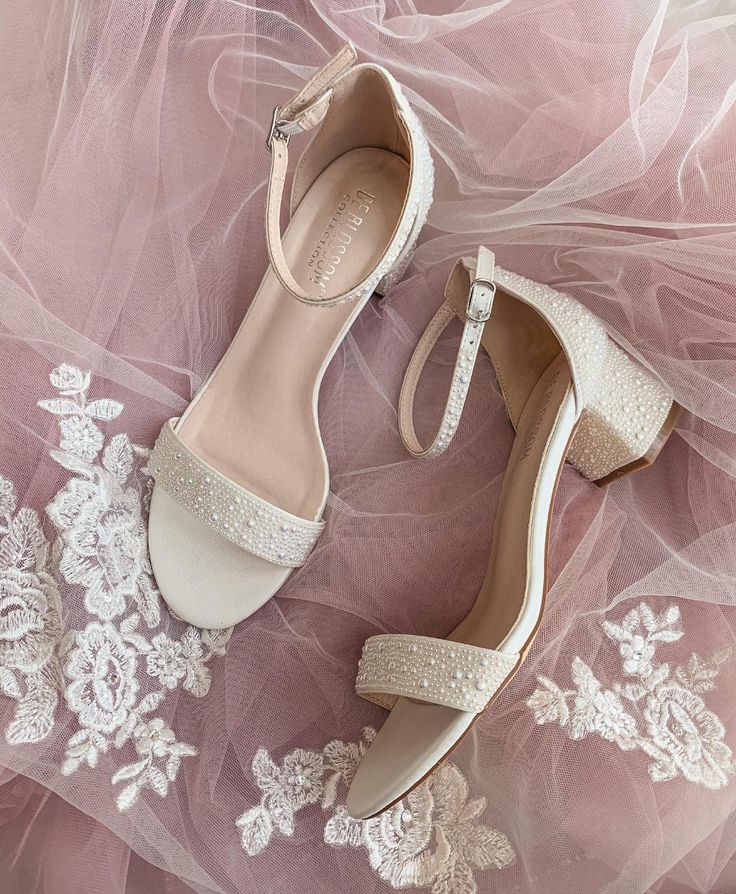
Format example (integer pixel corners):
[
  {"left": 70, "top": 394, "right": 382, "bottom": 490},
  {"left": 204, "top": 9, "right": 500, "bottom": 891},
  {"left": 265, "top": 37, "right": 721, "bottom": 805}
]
[
  {"left": 348, "top": 353, "right": 578, "bottom": 818},
  {"left": 177, "top": 147, "right": 410, "bottom": 520}
]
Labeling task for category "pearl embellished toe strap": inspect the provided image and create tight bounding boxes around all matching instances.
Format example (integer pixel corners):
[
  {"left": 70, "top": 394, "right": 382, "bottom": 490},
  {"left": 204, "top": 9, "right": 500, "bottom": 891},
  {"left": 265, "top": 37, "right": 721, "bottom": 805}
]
[
  {"left": 399, "top": 247, "right": 496, "bottom": 457},
  {"left": 355, "top": 634, "right": 519, "bottom": 713},
  {"left": 149, "top": 420, "right": 325, "bottom": 568}
]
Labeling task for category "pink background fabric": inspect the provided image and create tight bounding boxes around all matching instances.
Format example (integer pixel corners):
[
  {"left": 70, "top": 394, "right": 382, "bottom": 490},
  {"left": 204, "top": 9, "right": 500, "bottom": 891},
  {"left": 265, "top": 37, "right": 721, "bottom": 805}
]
[{"left": 1, "top": 1, "right": 736, "bottom": 892}]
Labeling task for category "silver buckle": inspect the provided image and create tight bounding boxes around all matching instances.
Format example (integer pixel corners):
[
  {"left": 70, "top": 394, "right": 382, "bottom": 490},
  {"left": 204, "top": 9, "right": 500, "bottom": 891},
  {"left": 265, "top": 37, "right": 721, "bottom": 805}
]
[
  {"left": 466, "top": 278, "right": 495, "bottom": 323},
  {"left": 266, "top": 106, "right": 290, "bottom": 152}
]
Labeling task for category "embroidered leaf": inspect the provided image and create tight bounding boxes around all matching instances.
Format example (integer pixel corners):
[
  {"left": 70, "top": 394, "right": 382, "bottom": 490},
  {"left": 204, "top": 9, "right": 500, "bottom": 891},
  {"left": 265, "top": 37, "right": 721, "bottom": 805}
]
[
  {"left": 601, "top": 620, "right": 629, "bottom": 644},
  {"left": 134, "top": 577, "right": 161, "bottom": 629},
  {"left": 112, "top": 760, "right": 149, "bottom": 784},
  {"left": 0, "top": 668, "right": 21, "bottom": 699},
  {"left": 201, "top": 626, "right": 234, "bottom": 657},
  {"left": 84, "top": 399, "right": 124, "bottom": 421},
  {"left": 0, "top": 507, "right": 45, "bottom": 572},
  {"left": 649, "top": 629, "right": 683, "bottom": 643},
  {"left": 571, "top": 657, "right": 598, "bottom": 693},
  {"left": 236, "top": 805, "right": 273, "bottom": 856},
  {"left": 148, "top": 767, "right": 170, "bottom": 797},
  {"left": 0, "top": 476, "right": 17, "bottom": 518},
  {"left": 166, "top": 754, "right": 181, "bottom": 781},
  {"left": 180, "top": 627, "right": 204, "bottom": 660},
  {"left": 252, "top": 749, "right": 280, "bottom": 792},
  {"left": 119, "top": 613, "right": 140, "bottom": 636},
  {"left": 5, "top": 679, "right": 58, "bottom": 744},
  {"left": 137, "top": 691, "right": 165, "bottom": 714},
  {"left": 49, "top": 449, "right": 95, "bottom": 476},
  {"left": 123, "top": 631, "right": 153, "bottom": 654},
  {"left": 321, "top": 771, "right": 340, "bottom": 808},
  {"left": 619, "top": 681, "right": 647, "bottom": 702},
  {"left": 103, "top": 434, "right": 134, "bottom": 485},
  {"left": 656, "top": 604, "right": 680, "bottom": 629},
  {"left": 268, "top": 796, "right": 295, "bottom": 836},
  {"left": 61, "top": 755, "right": 83, "bottom": 776},
  {"left": 638, "top": 603, "right": 657, "bottom": 633},
  {"left": 131, "top": 444, "right": 151, "bottom": 459},
  {"left": 67, "top": 728, "right": 90, "bottom": 748},
  {"left": 49, "top": 364, "right": 89, "bottom": 393},
  {"left": 675, "top": 649, "right": 732, "bottom": 693},
  {"left": 183, "top": 658, "right": 211, "bottom": 698},
  {"left": 527, "top": 677, "right": 570, "bottom": 726},
  {"left": 37, "top": 398, "right": 83, "bottom": 416},
  {"left": 323, "top": 739, "right": 359, "bottom": 776},
  {"left": 116, "top": 779, "right": 144, "bottom": 812},
  {"left": 114, "top": 712, "right": 139, "bottom": 748},
  {"left": 168, "top": 742, "right": 197, "bottom": 758}
]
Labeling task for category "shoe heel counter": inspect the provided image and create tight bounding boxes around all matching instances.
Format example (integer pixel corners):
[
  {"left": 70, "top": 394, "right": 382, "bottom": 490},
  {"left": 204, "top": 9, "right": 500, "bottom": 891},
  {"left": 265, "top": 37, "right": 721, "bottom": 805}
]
[{"left": 568, "top": 339, "right": 678, "bottom": 484}]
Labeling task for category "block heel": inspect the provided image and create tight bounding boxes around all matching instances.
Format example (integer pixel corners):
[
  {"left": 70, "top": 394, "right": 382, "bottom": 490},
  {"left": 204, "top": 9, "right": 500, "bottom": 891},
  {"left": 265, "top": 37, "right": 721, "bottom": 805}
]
[{"left": 566, "top": 338, "right": 678, "bottom": 485}]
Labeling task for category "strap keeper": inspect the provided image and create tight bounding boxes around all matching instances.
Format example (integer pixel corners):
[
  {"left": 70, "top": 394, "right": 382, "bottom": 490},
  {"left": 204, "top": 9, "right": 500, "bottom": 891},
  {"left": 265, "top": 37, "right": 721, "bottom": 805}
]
[
  {"left": 466, "top": 278, "right": 496, "bottom": 323},
  {"left": 266, "top": 106, "right": 290, "bottom": 152}
]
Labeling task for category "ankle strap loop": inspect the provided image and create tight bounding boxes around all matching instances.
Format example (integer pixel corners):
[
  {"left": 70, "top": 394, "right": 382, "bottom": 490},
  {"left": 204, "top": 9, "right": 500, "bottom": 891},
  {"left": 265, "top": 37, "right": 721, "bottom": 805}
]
[
  {"left": 398, "top": 247, "right": 495, "bottom": 458},
  {"left": 265, "top": 43, "right": 359, "bottom": 306}
]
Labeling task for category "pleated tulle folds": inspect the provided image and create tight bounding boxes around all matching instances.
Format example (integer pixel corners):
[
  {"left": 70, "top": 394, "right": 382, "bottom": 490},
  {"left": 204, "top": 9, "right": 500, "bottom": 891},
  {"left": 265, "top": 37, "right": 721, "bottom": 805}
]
[{"left": 1, "top": 2, "right": 736, "bottom": 892}]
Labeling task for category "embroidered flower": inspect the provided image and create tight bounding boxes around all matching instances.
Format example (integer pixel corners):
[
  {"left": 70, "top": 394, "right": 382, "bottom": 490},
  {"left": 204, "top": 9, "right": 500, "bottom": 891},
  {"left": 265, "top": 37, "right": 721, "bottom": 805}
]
[
  {"left": 49, "top": 364, "right": 90, "bottom": 394},
  {"left": 644, "top": 684, "right": 735, "bottom": 789},
  {"left": 48, "top": 476, "right": 154, "bottom": 623},
  {"left": 362, "top": 764, "right": 515, "bottom": 893},
  {"left": 146, "top": 633, "right": 186, "bottom": 689},
  {"left": 280, "top": 749, "right": 324, "bottom": 808},
  {"left": 134, "top": 718, "right": 176, "bottom": 757},
  {"left": 602, "top": 603, "right": 682, "bottom": 679},
  {"left": 0, "top": 571, "right": 61, "bottom": 674},
  {"left": 528, "top": 601, "right": 735, "bottom": 791},
  {"left": 65, "top": 622, "right": 139, "bottom": 733},
  {"left": 363, "top": 785, "right": 438, "bottom": 888},
  {"left": 59, "top": 414, "right": 104, "bottom": 461}
]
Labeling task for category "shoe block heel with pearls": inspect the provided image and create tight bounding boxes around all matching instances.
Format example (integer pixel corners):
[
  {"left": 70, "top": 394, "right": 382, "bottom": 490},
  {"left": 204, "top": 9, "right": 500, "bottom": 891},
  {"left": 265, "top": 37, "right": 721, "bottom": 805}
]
[{"left": 566, "top": 338, "right": 680, "bottom": 486}]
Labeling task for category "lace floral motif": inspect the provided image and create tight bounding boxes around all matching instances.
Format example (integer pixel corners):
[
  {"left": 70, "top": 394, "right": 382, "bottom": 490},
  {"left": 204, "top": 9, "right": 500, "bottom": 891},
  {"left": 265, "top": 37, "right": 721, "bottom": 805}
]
[
  {"left": 0, "top": 365, "right": 233, "bottom": 812},
  {"left": 236, "top": 728, "right": 515, "bottom": 893},
  {"left": 0, "top": 477, "right": 63, "bottom": 744},
  {"left": 527, "top": 602, "right": 735, "bottom": 789}
]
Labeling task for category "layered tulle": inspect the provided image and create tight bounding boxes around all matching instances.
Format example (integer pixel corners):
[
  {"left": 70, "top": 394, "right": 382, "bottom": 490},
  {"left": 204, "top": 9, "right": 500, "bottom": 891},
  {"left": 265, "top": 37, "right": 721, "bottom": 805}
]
[{"left": 1, "top": 2, "right": 735, "bottom": 892}]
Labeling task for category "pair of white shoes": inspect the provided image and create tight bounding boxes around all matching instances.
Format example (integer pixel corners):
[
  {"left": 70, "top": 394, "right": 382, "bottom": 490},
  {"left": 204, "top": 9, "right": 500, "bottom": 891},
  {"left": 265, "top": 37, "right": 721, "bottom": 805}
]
[{"left": 147, "top": 45, "right": 679, "bottom": 820}]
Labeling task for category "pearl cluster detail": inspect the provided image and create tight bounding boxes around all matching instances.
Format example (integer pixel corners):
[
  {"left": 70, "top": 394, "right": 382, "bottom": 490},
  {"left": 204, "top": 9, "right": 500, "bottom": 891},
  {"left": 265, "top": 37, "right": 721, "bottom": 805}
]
[
  {"left": 149, "top": 420, "right": 325, "bottom": 567},
  {"left": 355, "top": 634, "right": 519, "bottom": 714}
]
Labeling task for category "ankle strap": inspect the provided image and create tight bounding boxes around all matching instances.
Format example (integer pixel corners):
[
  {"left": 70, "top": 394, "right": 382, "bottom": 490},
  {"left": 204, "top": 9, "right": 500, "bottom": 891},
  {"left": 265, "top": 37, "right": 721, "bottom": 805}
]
[
  {"left": 398, "top": 247, "right": 495, "bottom": 457},
  {"left": 265, "top": 43, "right": 358, "bottom": 307}
]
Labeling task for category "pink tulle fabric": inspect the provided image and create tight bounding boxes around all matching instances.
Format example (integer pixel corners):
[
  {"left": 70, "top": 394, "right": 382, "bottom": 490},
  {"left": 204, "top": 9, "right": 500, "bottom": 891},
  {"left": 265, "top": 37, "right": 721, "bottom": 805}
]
[{"left": 2, "top": 2, "right": 736, "bottom": 893}]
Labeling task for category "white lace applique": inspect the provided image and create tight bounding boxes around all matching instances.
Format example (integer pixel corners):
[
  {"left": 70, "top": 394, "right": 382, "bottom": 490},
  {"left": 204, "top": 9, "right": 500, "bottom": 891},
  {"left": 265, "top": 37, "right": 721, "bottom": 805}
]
[
  {"left": 527, "top": 602, "right": 735, "bottom": 790},
  {"left": 236, "top": 727, "right": 515, "bottom": 893},
  {"left": 0, "top": 364, "right": 233, "bottom": 812},
  {"left": 0, "top": 476, "right": 64, "bottom": 744}
]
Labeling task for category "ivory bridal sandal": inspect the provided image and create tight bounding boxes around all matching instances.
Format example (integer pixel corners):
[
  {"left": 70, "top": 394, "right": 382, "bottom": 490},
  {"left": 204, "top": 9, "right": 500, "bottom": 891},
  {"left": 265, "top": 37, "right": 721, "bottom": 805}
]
[
  {"left": 147, "top": 44, "right": 433, "bottom": 627},
  {"left": 347, "top": 247, "right": 679, "bottom": 818}
]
